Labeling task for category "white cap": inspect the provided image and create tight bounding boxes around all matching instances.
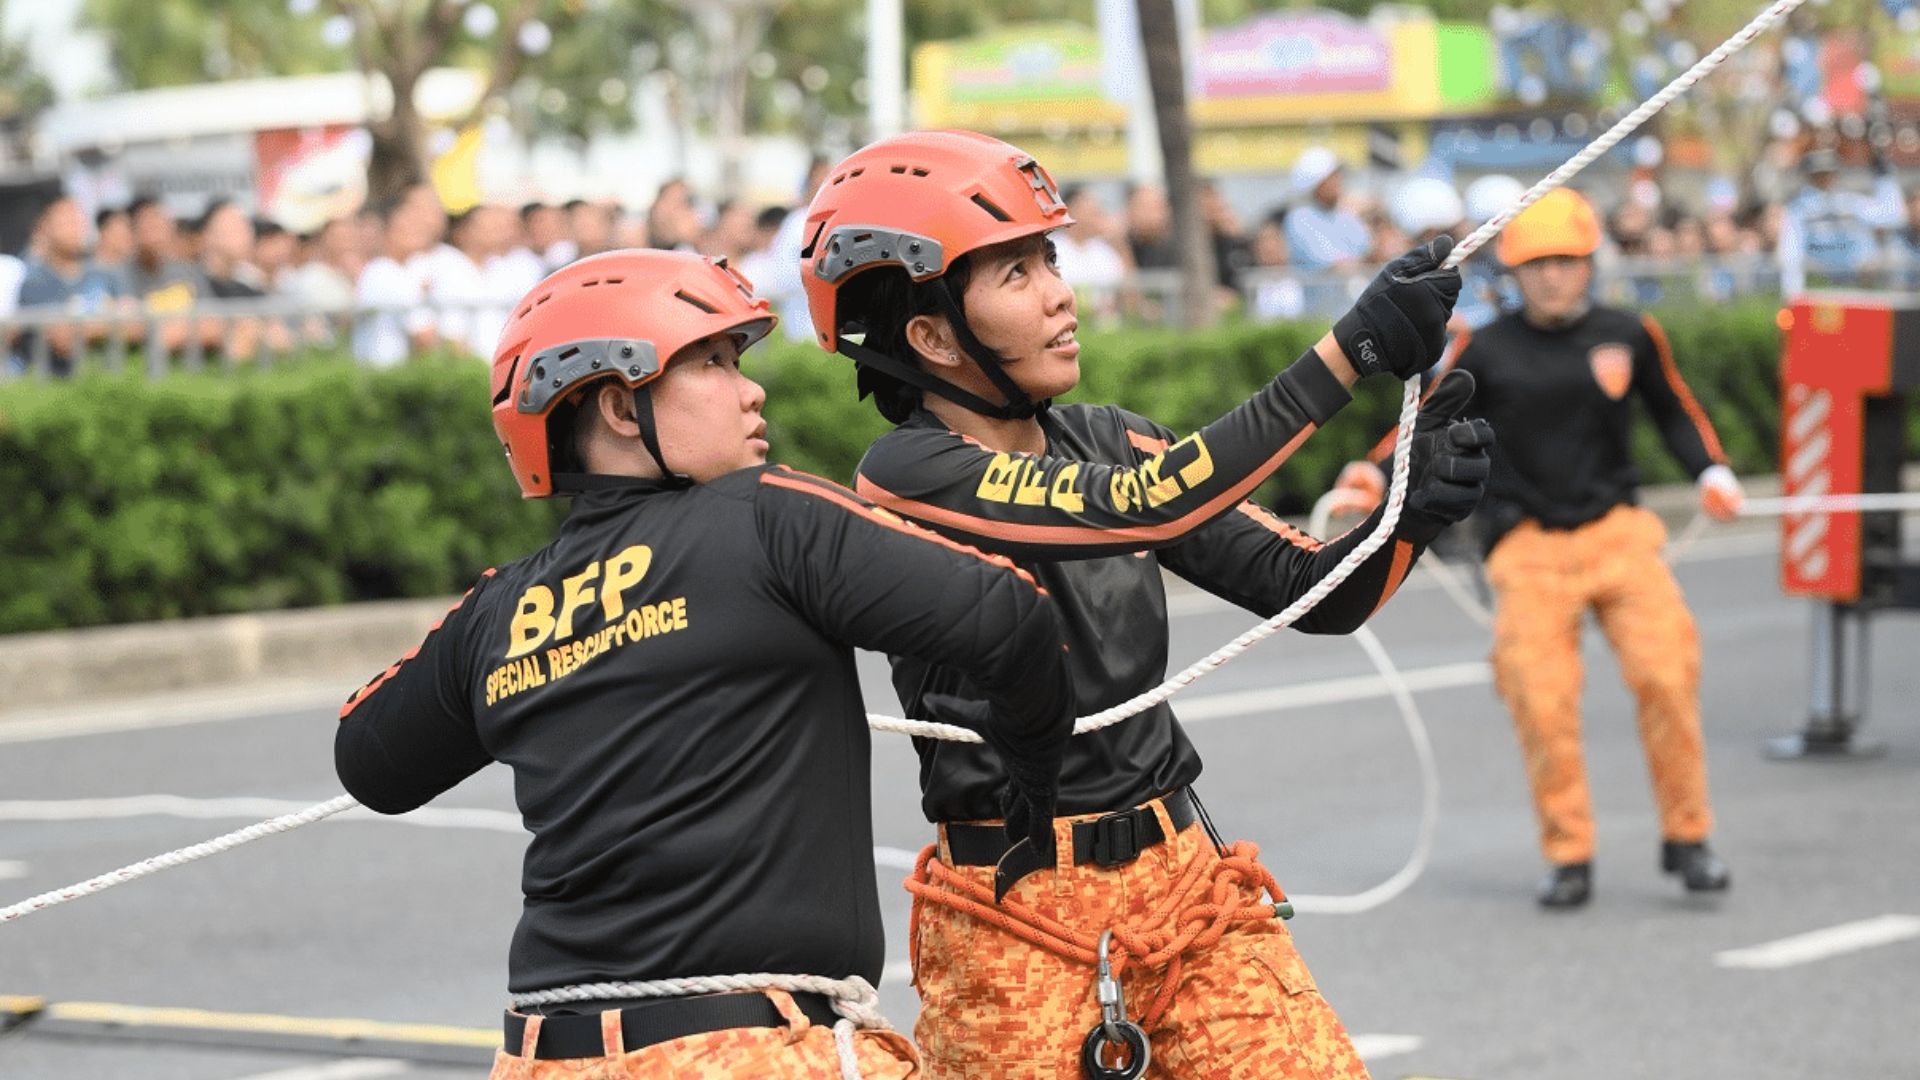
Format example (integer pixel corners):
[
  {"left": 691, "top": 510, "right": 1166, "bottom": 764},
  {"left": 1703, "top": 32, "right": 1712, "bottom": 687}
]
[
  {"left": 1390, "top": 177, "right": 1465, "bottom": 236},
  {"left": 1464, "top": 174, "right": 1526, "bottom": 224},
  {"left": 1291, "top": 147, "right": 1342, "bottom": 198}
]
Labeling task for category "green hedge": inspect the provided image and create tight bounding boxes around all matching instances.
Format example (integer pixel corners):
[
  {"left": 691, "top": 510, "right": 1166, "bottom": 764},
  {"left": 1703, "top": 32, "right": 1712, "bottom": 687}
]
[{"left": 0, "top": 303, "right": 1802, "bottom": 633}]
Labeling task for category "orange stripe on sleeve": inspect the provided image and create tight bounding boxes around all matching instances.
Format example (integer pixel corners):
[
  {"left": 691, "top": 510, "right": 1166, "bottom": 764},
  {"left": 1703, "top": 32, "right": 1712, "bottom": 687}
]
[
  {"left": 1126, "top": 430, "right": 1171, "bottom": 455},
  {"left": 762, "top": 468, "right": 1046, "bottom": 595},
  {"left": 1368, "top": 540, "right": 1417, "bottom": 617},
  {"left": 1640, "top": 314, "right": 1726, "bottom": 463},
  {"left": 341, "top": 568, "right": 496, "bottom": 720},
  {"left": 855, "top": 425, "right": 1317, "bottom": 550},
  {"left": 1234, "top": 502, "right": 1324, "bottom": 552}
]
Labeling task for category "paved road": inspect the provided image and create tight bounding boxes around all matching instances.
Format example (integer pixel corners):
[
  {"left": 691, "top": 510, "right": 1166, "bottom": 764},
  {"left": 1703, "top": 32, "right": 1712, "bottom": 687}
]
[{"left": 2, "top": 534, "right": 1916, "bottom": 1079}]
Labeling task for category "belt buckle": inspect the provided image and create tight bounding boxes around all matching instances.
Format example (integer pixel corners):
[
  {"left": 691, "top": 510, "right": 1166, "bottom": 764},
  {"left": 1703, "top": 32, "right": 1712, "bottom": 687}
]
[{"left": 1089, "top": 809, "right": 1143, "bottom": 867}]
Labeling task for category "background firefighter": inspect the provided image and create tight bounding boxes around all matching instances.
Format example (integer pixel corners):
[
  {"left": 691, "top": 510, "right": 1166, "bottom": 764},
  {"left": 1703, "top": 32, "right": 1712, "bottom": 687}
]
[
  {"left": 1337, "top": 188, "right": 1744, "bottom": 909},
  {"left": 334, "top": 249, "right": 1079, "bottom": 1077},
  {"left": 801, "top": 130, "right": 1493, "bottom": 1078}
]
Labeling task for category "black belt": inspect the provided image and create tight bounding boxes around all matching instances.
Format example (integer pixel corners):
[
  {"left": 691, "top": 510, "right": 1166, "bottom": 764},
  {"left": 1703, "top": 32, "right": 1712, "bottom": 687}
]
[
  {"left": 943, "top": 787, "right": 1199, "bottom": 869},
  {"left": 503, "top": 991, "right": 841, "bottom": 1060}
]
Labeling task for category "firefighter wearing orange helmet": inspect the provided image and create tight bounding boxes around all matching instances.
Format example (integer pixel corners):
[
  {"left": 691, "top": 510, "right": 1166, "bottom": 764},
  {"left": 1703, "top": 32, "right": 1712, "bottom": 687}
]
[
  {"left": 336, "top": 249, "right": 1082, "bottom": 1077},
  {"left": 803, "top": 130, "right": 1495, "bottom": 1079},
  {"left": 1338, "top": 188, "right": 1741, "bottom": 909}
]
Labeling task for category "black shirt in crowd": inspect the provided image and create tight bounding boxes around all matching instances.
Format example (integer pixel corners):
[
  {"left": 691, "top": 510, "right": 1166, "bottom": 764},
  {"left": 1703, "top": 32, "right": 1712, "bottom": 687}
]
[
  {"left": 855, "top": 350, "right": 1433, "bottom": 823},
  {"left": 335, "top": 466, "right": 1074, "bottom": 994}
]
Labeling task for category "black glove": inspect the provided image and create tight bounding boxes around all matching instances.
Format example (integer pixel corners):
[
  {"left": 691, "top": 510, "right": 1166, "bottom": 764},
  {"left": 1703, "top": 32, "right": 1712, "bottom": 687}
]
[
  {"left": 920, "top": 693, "right": 1062, "bottom": 902},
  {"left": 1389, "top": 369, "right": 1494, "bottom": 543},
  {"left": 1333, "top": 236, "right": 1463, "bottom": 380}
]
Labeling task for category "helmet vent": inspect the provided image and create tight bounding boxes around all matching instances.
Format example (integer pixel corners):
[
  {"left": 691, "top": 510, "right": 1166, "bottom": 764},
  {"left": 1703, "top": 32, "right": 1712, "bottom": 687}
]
[
  {"left": 604, "top": 276, "right": 624, "bottom": 284},
  {"left": 890, "top": 165, "right": 906, "bottom": 174},
  {"left": 581, "top": 279, "right": 601, "bottom": 287},
  {"left": 911, "top": 167, "right": 930, "bottom": 177},
  {"left": 970, "top": 193, "right": 1012, "bottom": 222},
  {"left": 556, "top": 346, "right": 581, "bottom": 361},
  {"left": 674, "top": 289, "right": 720, "bottom": 314},
  {"left": 493, "top": 356, "right": 521, "bottom": 405},
  {"left": 535, "top": 293, "right": 553, "bottom": 306},
  {"left": 798, "top": 220, "right": 826, "bottom": 259}
]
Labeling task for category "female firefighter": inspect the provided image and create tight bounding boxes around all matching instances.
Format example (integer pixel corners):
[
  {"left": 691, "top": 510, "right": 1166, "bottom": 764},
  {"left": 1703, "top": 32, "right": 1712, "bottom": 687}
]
[
  {"left": 1334, "top": 188, "right": 1741, "bottom": 909},
  {"left": 335, "top": 249, "right": 1080, "bottom": 1077},
  {"left": 800, "top": 130, "right": 1495, "bottom": 1078}
]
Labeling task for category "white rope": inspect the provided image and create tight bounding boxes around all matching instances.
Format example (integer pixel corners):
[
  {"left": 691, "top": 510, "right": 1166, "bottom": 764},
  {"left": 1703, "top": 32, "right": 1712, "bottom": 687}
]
[
  {"left": 511, "top": 972, "right": 888, "bottom": 1080},
  {"left": 0, "top": 794, "right": 359, "bottom": 923}
]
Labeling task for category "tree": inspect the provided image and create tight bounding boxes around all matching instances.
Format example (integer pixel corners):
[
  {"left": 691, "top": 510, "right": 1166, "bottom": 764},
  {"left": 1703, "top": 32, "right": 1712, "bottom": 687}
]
[{"left": 1136, "top": 0, "right": 1217, "bottom": 328}]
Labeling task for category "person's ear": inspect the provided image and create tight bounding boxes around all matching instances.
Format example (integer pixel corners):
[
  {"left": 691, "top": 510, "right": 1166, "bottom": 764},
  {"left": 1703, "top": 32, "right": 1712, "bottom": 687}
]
[
  {"left": 596, "top": 382, "right": 641, "bottom": 438},
  {"left": 906, "top": 314, "right": 962, "bottom": 372}
]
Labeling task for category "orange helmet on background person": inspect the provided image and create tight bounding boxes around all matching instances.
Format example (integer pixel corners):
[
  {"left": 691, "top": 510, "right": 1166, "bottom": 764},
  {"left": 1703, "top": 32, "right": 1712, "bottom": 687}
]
[
  {"left": 1496, "top": 188, "right": 1603, "bottom": 267},
  {"left": 490, "top": 249, "right": 774, "bottom": 498},
  {"left": 800, "top": 129, "right": 1072, "bottom": 420}
]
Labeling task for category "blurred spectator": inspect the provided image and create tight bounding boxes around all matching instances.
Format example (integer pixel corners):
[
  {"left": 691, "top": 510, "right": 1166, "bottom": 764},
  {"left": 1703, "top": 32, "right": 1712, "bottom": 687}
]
[
  {"left": 1199, "top": 180, "right": 1251, "bottom": 293},
  {"left": 197, "top": 200, "right": 266, "bottom": 298},
  {"left": 751, "top": 205, "right": 786, "bottom": 255},
  {"left": 701, "top": 198, "right": 758, "bottom": 262},
  {"left": 745, "top": 156, "right": 830, "bottom": 342},
  {"left": 1124, "top": 183, "right": 1177, "bottom": 271},
  {"left": 647, "top": 179, "right": 702, "bottom": 251},
  {"left": 1390, "top": 176, "right": 1466, "bottom": 247},
  {"left": 1247, "top": 209, "right": 1305, "bottom": 321},
  {"left": 428, "top": 204, "right": 527, "bottom": 357},
  {"left": 566, "top": 198, "right": 613, "bottom": 259},
  {"left": 1053, "top": 184, "right": 1128, "bottom": 323},
  {"left": 1778, "top": 148, "right": 1905, "bottom": 294},
  {"left": 93, "top": 206, "right": 134, "bottom": 271},
  {"left": 354, "top": 194, "right": 440, "bottom": 366},
  {"left": 252, "top": 219, "right": 300, "bottom": 292},
  {"left": 1284, "top": 147, "right": 1369, "bottom": 271},
  {"left": 127, "top": 196, "right": 206, "bottom": 313},
  {"left": 521, "top": 201, "right": 573, "bottom": 269},
  {"left": 612, "top": 205, "right": 649, "bottom": 249},
  {"left": 284, "top": 217, "right": 360, "bottom": 309},
  {"left": 13, "top": 195, "right": 133, "bottom": 375}
]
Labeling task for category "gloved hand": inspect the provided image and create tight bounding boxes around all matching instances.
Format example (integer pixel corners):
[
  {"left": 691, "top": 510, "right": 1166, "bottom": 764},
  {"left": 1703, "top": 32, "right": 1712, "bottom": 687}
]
[
  {"left": 1697, "top": 464, "right": 1745, "bottom": 522},
  {"left": 1333, "top": 236, "right": 1463, "bottom": 380},
  {"left": 921, "top": 693, "right": 1062, "bottom": 902},
  {"left": 1394, "top": 370, "right": 1495, "bottom": 543},
  {"left": 1327, "top": 460, "right": 1387, "bottom": 518}
]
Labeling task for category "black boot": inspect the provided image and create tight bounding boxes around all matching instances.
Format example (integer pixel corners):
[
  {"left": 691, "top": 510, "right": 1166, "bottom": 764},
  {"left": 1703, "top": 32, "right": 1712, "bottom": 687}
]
[
  {"left": 1536, "top": 862, "right": 1592, "bottom": 909},
  {"left": 1662, "top": 841, "right": 1731, "bottom": 892}
]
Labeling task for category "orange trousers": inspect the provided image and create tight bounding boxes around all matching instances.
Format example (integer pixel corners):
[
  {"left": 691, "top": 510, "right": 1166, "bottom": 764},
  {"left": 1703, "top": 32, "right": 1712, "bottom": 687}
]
[
  {"left": 910, "top": 799, "right": 1371, "bottom": 1079},
  {"left": 488, "top": 992, "right": 920, "bottom": 1079},
  {"left": 1485, "top": 505, "right": 1713, "bottom": 866}
]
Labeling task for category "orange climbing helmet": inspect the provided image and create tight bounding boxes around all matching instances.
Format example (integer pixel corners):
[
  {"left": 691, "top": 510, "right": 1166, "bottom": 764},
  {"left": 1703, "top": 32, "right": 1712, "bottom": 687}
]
[
  {"left": 489, "top": 249, "right": 774, "bottom": 498},
  {"left": 800, "top": 129, "right": 1072, "bottom": 352},
  {"left": 1496, "top": 188, "right": 1603, "bottom": 267}
]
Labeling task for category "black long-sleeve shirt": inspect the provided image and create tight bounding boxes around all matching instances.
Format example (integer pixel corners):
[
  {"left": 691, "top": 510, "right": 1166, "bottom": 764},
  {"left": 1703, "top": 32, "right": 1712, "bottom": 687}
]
[
  {"left": 1430, "top": 307, "right": 1725, "bottom": 547},
  {"left": 335, "top": 465, "right": 1073, "bottom": 994},
  {"left": 854, "top": 350, "right": 1428, "bottom": 822}
]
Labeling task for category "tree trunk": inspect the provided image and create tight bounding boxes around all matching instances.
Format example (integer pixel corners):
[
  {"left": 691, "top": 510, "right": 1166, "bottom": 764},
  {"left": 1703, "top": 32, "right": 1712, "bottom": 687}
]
[
  {"left": 1135, "top": 0, "right": 1216, "bottom": 329},
  {"left": 367, "top": 71, "right": 429, "bottom": 204}
]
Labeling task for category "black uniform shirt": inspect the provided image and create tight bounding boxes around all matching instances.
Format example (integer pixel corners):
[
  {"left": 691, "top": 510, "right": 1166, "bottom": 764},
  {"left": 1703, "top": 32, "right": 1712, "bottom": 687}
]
[
  {"left": 335, "top": 466, "right": 1072, "bottom": 994},
  {"left": 855, "top": 350, "right": 1429, "bottom": 822},
  {"left": 1447, "top": 306, "right": 1725, "bottom": 540}
]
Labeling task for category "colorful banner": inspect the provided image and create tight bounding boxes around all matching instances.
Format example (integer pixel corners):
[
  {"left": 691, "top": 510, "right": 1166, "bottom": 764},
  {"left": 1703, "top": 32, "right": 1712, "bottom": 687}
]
[
  {"left": 1195, "top": 12, "right": 1391, "bottom": 99},
  {"left": 253, "top": 125, "right": 370, "bottom": 234}
]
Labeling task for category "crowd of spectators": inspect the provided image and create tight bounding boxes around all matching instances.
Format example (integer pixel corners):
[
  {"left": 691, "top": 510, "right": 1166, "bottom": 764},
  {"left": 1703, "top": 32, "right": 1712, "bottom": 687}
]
[{"left": 7, "top": 136, "right": 1917, "bottom": 374}]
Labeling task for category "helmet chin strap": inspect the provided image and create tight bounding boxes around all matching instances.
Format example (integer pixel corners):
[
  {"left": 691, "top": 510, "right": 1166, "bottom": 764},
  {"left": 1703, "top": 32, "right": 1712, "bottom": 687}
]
[
  {"left": 630, "top": 387, "right": 692, "bottom": 488},
  {"left": 925, "top": 277, "right": 1046, "bottom": 421}
]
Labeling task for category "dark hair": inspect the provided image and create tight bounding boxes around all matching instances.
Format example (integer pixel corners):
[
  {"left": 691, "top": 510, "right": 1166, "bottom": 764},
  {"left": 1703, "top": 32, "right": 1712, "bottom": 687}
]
[
  {"left": 562, "top": 198, "right": 590, "bottom": 213},
  {"left": 255, "top": 218, "right": 287, "bottom": 240},
  {"left": 520, "top": 201, "right": 549, "bottom": 221},
  {"left": 833, "top": 256, "right": 976, "bottom": 425},
  {"left": 95, "top": 206, "right": 129, "bottom": 230},
  {"left": 754, "top": 205, "right": 789, "bottom": 232},
  {"left": 371, "top": 194, "right": 409, "bottom": 224},
  {"left": 128, "top": 194, "right": 164, "bottom": 220}
]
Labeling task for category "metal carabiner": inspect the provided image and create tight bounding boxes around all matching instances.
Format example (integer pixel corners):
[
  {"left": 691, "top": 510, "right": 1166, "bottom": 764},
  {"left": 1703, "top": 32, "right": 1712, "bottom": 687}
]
[{"left": 1082, "top": 929, "right": 1149, "bottom": 1080}]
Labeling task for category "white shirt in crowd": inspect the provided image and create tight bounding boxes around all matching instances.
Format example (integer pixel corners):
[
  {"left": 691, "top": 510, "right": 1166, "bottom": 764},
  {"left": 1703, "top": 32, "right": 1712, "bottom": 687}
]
[
  {"left": 1052, "top": 231, "right": 1127, "bottom": 291},
  {"left": 740, "top": 208, "right": 814, "bottom": 342},
  {"left": 424, "top": 243, "right": 545, "bottom": 358},
  {"left": 352, "top": 255, "right": 434, "bottom": 367}
]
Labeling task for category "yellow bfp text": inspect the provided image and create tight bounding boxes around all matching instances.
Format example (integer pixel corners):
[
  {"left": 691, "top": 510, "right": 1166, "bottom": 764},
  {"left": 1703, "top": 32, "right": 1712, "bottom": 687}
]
[{"left": 507, "top": 545, "right": 654, "bottom": 659}]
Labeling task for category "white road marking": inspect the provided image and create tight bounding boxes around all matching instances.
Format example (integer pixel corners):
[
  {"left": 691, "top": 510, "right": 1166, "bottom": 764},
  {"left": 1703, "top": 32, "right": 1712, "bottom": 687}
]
[
  {"left": 1352, "top": 1033, "right": 1425, "bottom": 1061},
  {"left": 0, "top": 794, "right": 526, "bottom": 834},
  {"left": 0, "top": 860, "right": 27, "bottom": 881},
  {"left": 226, "top": 1060, "right": 408, "bottom": 1080},
  {"left": 1714, "top": 914, "right": 1920, "bottom": 970},
  {"left": 1175, "top": 662, "right": 1490, "bottom": 723}
]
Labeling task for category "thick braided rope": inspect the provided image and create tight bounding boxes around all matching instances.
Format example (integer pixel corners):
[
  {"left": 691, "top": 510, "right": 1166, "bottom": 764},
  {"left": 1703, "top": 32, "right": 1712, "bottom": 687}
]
[
  {"left": 0, "top": 794, "right": 359, "bottom": 923},
  {"left": 512, "top": 972, "right": 887, "bottom": 1080}
]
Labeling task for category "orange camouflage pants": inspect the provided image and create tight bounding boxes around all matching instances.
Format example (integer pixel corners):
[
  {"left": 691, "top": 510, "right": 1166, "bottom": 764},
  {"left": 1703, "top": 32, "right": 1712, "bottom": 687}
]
[
  {"left": 910, "top": 799, "right": 1371, "bottom": 1079},
  {"left": 488, "top": 991, "right": 920, "bottom": 1079},
  {"left": 1486, "top": 505, "right": 1713, "bottom": 866}
]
